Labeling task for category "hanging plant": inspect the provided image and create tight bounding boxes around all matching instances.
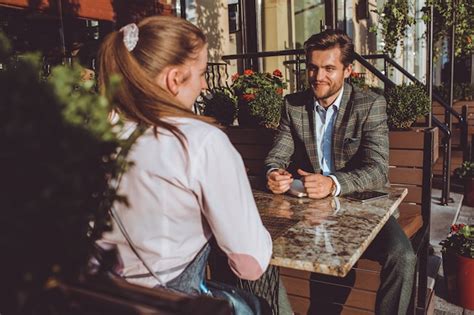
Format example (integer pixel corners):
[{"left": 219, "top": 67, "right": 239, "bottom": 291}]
[
  {"left": 370, "top": 0, "right": 415, "bottom": 57},
  {"left": 422, "top": 0, "right": 474, "bottom": 58}
]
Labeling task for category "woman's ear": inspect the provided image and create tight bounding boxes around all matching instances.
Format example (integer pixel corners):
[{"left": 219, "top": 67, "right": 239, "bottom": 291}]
[
  {"left": 155, "top": 67, "right": 181, "bottom": 96},
  {"left": 165, "top": 67, "right": 181, "bottom": 96}
]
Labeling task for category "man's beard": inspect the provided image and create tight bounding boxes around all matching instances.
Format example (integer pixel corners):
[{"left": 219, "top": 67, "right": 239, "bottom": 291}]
[{"left": 311, "top": 81, "right": 343, "bottom": 102}]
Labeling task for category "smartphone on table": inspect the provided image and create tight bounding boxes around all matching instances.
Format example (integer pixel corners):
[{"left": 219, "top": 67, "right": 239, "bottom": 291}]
[{"left": 344, "top": 191, "right": 388, "bottom": 202}]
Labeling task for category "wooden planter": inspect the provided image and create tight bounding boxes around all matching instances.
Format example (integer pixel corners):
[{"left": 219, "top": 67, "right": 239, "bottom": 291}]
[{"left": 454, "top": 100, "right": 474, "bottom": 107}]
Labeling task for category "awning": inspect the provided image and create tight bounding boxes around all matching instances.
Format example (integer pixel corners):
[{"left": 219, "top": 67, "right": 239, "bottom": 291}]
[{"left": 0, "top": 0, "right": 116, "bottom": 21}]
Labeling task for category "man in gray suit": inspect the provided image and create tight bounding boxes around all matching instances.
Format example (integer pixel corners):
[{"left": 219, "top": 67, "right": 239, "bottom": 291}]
[{"left": 265, "top": 30, "right": 415, "bottom": 315}]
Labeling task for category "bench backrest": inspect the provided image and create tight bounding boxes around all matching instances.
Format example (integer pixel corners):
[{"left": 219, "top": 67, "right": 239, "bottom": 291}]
[
  {"left": 224, "top": 127, "right": 275, "bottom": 176},
  {"left": 388, "top": 127, "right": 438, "bottom": 225},
  {"left": 226, "top": 126, "right": 438, "bottom": 230}
]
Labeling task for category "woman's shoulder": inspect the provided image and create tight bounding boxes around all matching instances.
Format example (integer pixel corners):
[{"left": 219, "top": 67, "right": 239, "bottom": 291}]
[{"left": 173, "top": 117, "right": 227, "bottom": 143}]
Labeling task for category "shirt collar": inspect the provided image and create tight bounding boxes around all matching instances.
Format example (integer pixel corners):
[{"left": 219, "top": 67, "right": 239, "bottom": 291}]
[{"left": 314, "top": 86, "right": 344, "bottom": 111}]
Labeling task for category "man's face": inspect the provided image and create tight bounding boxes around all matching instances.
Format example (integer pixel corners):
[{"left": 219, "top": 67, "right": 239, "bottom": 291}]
[{"left": 307, "top": 47, "right": 352, "bottom": 105}]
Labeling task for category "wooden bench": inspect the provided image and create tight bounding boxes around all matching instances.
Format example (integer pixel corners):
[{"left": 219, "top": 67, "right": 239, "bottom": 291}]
[{"left": 225, "top": 126, "right": 438, "bottom": 315}]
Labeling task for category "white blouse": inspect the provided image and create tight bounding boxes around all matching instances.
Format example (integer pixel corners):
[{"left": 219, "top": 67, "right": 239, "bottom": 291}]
[{"left": 100, "top": 117, "right": 272, "bottom": 288}]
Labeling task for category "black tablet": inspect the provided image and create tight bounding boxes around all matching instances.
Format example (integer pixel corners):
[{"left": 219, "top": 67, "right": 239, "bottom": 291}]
[{"left": 344, "top": 191, "right": 388, "bottom": 202}]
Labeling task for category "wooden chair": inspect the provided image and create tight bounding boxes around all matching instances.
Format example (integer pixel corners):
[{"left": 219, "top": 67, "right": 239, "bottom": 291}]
[
  {"left": 225, "top": 126, "right": 438, "bottom": 315},
  {"left": 46, "top": 274, "right": 232, "bottom": 315}
]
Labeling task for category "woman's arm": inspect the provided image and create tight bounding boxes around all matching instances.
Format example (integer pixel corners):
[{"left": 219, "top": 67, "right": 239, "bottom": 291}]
[{"left": 191, "top": 129, "right": 272, "bottom": 280}]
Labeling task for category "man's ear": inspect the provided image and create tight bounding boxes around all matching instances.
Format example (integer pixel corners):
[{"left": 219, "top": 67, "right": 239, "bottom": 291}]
[{"left": 343, "top": 64, "right": 353, "bottom": 79}]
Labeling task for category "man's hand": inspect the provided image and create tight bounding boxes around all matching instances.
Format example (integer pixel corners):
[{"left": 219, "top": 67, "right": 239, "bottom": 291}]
[
  {"left": 267, "top": 169, "right": 293, "bottom": 194},
  {"left": 297, "top": 169, "right": 334, "bottom": 199}
]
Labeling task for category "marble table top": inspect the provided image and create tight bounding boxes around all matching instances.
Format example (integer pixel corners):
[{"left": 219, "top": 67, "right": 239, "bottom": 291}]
[{"left": 253, "top": 186, "right": 408, "bottom": 277}]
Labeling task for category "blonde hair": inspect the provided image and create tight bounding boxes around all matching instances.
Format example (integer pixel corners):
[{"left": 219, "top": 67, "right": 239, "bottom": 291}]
[{"left": 98, "top": 16, "right": 213, "bottom": 142}]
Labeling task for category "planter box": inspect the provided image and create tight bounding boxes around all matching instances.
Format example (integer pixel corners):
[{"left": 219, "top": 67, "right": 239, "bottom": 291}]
[{"left": 442, "top": 250, "right": 474, "bottom": 310}]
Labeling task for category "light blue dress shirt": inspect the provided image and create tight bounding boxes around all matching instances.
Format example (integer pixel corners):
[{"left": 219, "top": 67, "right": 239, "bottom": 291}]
[{"left": 314, "top": 87, "right": 344, "bottom": 195}]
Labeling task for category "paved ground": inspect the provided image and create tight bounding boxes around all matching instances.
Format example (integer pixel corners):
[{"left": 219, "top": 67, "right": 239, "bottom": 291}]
[{"left": 430, "top": 189, "right": 473, "bottom": 315}]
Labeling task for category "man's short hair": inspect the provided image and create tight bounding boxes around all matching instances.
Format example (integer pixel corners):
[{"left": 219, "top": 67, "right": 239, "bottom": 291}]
[{"left": 304, "top": 29, "right": 354, "bottom": 67}]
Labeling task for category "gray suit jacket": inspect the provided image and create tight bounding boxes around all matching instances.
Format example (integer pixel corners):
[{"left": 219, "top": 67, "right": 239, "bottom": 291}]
[{"left": 264, "top": 82, "right": 389, "bottom": 195}]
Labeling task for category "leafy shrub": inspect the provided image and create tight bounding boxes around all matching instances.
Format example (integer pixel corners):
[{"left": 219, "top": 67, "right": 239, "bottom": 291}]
[
  {"left": 202, "top": 88, "right": 237, "bottom": 126},
  {"left": 0, "top": 33, "right": 130, "bottom": 312},
  {"left": 231, "top": 69, "right": 287, "bottom": 129},
  {"left": 247, "top": 88, "right": 285, "bottom": 129},
  {"left": 385, "top": 83, "right": 430, "bottom": 129},
  {"left": 434, "top": 83, "right": 474, "bottom": 102},
  {"left": 454, "top": 161, "right": 474, "bottom": 179},
  {"left": 440, "top": 224, "right": 473, "bottom": 258}
]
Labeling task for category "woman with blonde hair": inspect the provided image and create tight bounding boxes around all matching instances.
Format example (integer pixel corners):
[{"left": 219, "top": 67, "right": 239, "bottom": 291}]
[{"left": 97, "top": 15, "right": 272, "bottom": 314}]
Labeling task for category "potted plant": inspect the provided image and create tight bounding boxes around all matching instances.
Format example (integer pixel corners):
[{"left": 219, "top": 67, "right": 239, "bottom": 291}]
[
  {"left": 440, "top": 224, "right": 474, "bottom": 310},
  {"left": 231, "top": 69, "right": 287, "bottom": 129},
  {"left": 0, "top": 33, "right": 133, "bottom": 313},
  {"left": 201, "top": 88, "right": 237, "bottom": 126},
  {"left": 454, "top": 161, "right": 474, "bottom": 206},
  {"left": 385, "top": 83, "right": 431, "bottom": 130}
]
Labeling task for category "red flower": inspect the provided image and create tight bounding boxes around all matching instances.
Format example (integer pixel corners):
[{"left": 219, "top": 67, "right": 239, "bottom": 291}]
[
  {"left": 276, "top": 88, "right": 283, "bottom": 95},
  {"left": 273, "top": 69, "right": 283, "bottom": 77},
  {"left": 350, "top": 71, "right": 359, "bottom": 78},
  {"left": 231, "top": 73, "right": 239, "bottom": 81},
  {"left": 242, "top": 93, "right": 256, "bottom": 102},
  {"left": 244, "top": 69, "right": 254, "bottom": 76}
]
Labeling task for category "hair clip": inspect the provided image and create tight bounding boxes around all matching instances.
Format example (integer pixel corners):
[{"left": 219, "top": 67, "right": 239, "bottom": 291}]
[{"left": 120, "top": 23, "right": 139, "bottom": 52}]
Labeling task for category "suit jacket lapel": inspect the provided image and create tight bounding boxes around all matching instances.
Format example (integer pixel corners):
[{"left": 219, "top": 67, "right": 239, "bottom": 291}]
[
  {"left": 333, "top": 82, "right": 353, "bottom": 170},
  {"left": 302, "top": 89, "right": 321, "bottom": 173}
]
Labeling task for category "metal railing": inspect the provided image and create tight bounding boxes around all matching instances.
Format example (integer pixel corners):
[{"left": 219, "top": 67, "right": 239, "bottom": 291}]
[
  {"left": 206, "top": 62, "right": 231, "bottom": 91},
  {"left": 361, "top": 54, "right": 469, "bottom": 205}
]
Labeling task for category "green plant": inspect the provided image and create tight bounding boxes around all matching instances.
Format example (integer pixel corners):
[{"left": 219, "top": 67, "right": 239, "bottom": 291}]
[
  {"left": 370, "top": 0, "right": 415, "bottom": 57},
  {"left": 463, "top": 84, "right": 474, "bottom": 101},
  {"left": 231, "top": 69, "right": 287, "bottom": 129},
  {"left": 349, "top": 70, "right": 367, "bottom": 90},
  {"left": 422, "top": 0, "right": 474, "bottom": 58},
  {"left": 232, "top": 69, "right": 287, "bottom": 99},
  {"left": 202, "top": 88, "right": 237, "bottom": 126},
  {"left": 0, "top": 33, "right": 132, "bottom": 312},
  {"left": 385, "top": 83, "right": 431, "bottom": 129},
  {"left": 246, "top": 88, "right": 285, "bottom": 129},
  {"left": 440, "top": 224, "right": 474, "bottom": 258},
  {"left": 454, "top": 161, "right": 474, "bottom": 179},
  {"left": 433, "top": 83, "right": 474, "bottom": 102}
]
